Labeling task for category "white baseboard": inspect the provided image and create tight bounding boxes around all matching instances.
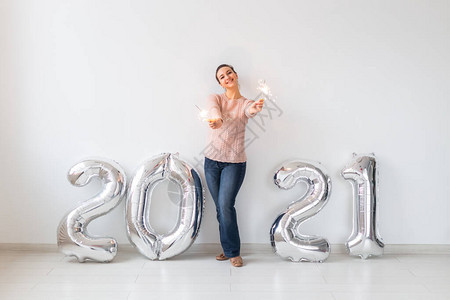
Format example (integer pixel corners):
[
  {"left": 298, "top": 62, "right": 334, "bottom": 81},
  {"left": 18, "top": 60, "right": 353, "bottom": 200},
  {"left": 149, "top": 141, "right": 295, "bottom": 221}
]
[
  {"left": 382, "top": 244, "right": 450, "bottom": 254},
  {"left": 0, "top": 243, "right": 449, "bottom": 255}
]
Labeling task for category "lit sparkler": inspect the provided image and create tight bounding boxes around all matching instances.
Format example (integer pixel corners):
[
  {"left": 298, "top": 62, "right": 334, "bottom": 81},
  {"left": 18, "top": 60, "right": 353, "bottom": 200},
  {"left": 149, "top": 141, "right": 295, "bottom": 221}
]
[
  {"left": 194, "top": 105, "right": 210, "bottom": 122},
  {"left": 257, "top": 79, "right": 272, "bottom": 97}
]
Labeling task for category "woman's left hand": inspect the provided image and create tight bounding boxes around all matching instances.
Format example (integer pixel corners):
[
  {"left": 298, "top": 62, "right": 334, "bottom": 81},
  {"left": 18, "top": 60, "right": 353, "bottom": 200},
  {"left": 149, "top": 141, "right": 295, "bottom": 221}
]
[{"left": 249, "top": 99, "right": 264, "bottom": 114}]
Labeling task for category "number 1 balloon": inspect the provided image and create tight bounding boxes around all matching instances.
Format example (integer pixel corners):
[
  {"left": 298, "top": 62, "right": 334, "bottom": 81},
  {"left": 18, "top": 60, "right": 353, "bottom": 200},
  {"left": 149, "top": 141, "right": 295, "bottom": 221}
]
[
  {"left": 341, "top": 153, "right": 384, "bottom": 259},
  {"left": 57, "top": 159, "right": 127, "bottom": 262},
  {"left": 126, "top": 153, "right": 204, "bottom": 260},
  {"left": 270, "top": 161, "right": 331, "bottom": 262}
]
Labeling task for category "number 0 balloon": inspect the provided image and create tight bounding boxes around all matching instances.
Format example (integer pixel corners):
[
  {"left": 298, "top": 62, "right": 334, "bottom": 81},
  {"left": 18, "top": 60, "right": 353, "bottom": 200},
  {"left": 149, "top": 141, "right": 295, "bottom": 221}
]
[
  {"left": 57, "top": 158, "right": 127, "bottom": 262},
  {"left": 126, "top": 153, "right": 204, "bottom": 260},
  {"left": 270, "top": 161, "right": 331, "bottom": 262}
]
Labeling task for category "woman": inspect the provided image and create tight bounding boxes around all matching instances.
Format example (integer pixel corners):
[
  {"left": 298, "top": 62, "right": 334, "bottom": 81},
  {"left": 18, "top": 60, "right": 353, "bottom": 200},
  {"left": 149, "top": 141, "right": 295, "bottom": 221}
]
[{"left": 204, "top": 64, "right": 264, "bottom": 267}]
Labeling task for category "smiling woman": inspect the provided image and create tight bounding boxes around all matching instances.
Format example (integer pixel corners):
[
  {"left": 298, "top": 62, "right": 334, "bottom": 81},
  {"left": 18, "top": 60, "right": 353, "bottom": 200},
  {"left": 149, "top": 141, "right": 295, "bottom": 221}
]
[
  {"left": 203, "top": 64, "right": 264, "bottom": 267},
  {"left": 215, "top": 64, "right": 237, "bottom": 85}
]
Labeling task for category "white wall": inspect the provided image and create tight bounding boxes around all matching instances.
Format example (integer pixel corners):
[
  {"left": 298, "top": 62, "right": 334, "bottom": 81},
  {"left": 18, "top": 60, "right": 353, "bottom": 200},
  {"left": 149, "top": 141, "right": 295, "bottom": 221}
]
[{"left": 1, "top": 0, "right": 449, "bottom": 245}]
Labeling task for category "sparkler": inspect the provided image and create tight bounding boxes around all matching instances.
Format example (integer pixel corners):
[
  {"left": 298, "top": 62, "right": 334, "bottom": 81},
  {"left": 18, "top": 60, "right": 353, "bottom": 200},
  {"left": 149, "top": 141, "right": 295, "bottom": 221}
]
[
  {"left": 257, "top": 79, "right": 272, "bottom": 97},
  {"left": 194, "top": 105, "right": 210, "bottom": 122}
]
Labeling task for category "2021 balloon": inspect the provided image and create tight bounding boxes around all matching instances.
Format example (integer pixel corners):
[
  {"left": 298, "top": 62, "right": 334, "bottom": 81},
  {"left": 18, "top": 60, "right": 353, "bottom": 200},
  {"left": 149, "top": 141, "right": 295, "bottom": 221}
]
[
  {"left": 270, "top": 161, "right": 332, "bottom": 262},
  {"left": 58, "top": 153, "right": 383, "bottom": 262},
  {"left": 126, "top": 153, "right": 204, "bottom": 260},
  {"left": 57, "top": 159, "right": 127, "bottom": 262},
  {"left": 341, "top": 153, "right": 384, "bottom": 259}
]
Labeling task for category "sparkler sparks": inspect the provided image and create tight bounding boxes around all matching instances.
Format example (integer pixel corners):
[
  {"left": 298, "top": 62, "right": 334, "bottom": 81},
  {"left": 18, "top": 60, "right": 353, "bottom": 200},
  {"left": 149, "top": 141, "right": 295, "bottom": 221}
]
[
  {"left": 195, "top": 105, "right": 210, "bottom": 122},
  {"left": 257, "top": 79, "right": 272, "bottom": 97}
]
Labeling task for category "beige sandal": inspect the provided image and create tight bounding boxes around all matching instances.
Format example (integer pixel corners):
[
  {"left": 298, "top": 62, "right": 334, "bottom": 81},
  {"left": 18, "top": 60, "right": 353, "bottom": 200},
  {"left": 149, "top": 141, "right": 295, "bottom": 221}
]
[
  {"left": 216, "top": 253, "right": 229, "bottom": 261},
  {"left": 230, "top": 256, "right": 243, "bottom": 267}
]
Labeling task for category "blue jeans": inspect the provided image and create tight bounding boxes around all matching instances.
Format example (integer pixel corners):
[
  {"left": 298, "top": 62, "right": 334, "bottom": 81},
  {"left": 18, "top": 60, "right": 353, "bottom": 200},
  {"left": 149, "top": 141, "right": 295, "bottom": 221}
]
[{"left": 204, "top": 157, "right": 246, "bottom": 258}]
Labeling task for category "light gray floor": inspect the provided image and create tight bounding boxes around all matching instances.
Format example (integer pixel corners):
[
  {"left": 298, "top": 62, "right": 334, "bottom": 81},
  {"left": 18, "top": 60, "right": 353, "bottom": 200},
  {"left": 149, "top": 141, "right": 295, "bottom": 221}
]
[{"left": 0, "top": 245, "right": 449, "bottom": 300}]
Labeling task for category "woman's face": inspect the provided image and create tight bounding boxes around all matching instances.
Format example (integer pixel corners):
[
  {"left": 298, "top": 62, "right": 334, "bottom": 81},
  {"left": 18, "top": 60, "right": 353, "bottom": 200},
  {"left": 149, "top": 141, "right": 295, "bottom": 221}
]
[{"left": 216, "top": 67, "right": 238, "bottom": 89}]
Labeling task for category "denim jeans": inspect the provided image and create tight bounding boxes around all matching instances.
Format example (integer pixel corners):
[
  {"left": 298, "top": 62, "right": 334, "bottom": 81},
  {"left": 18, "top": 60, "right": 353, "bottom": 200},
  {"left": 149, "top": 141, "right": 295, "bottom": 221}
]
[{"left": 204, "top": 157, "right": 246, "bottom": 258}]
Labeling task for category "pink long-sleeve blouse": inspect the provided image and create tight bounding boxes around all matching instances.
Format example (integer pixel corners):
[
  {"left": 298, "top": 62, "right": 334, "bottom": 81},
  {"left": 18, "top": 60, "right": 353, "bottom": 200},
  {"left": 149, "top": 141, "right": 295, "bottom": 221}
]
[{"left": 205, "top": 93, "right": 256, "bottom": 163}]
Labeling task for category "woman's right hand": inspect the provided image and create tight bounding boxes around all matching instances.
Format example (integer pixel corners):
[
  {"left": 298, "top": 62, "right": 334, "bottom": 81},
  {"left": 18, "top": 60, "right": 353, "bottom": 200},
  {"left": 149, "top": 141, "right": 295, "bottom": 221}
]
[{"left": 208, "top": 118, "right": 223, "bottom": 129}]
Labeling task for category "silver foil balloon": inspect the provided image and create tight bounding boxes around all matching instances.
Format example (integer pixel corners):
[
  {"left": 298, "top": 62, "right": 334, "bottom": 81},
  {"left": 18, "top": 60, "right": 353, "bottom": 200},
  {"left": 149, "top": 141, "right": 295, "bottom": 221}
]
[
  {"left": 126, "top": 153, "right": 204, "bottom": 260},
  {"left": 57, "top": 158, "right": 127, "bottom": 262},
  {"left": 341, "top": 153, "right": 384, "bottom": 259},
  {"left": 270, "top": 161, "right": 331, "bottom": 262}
]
